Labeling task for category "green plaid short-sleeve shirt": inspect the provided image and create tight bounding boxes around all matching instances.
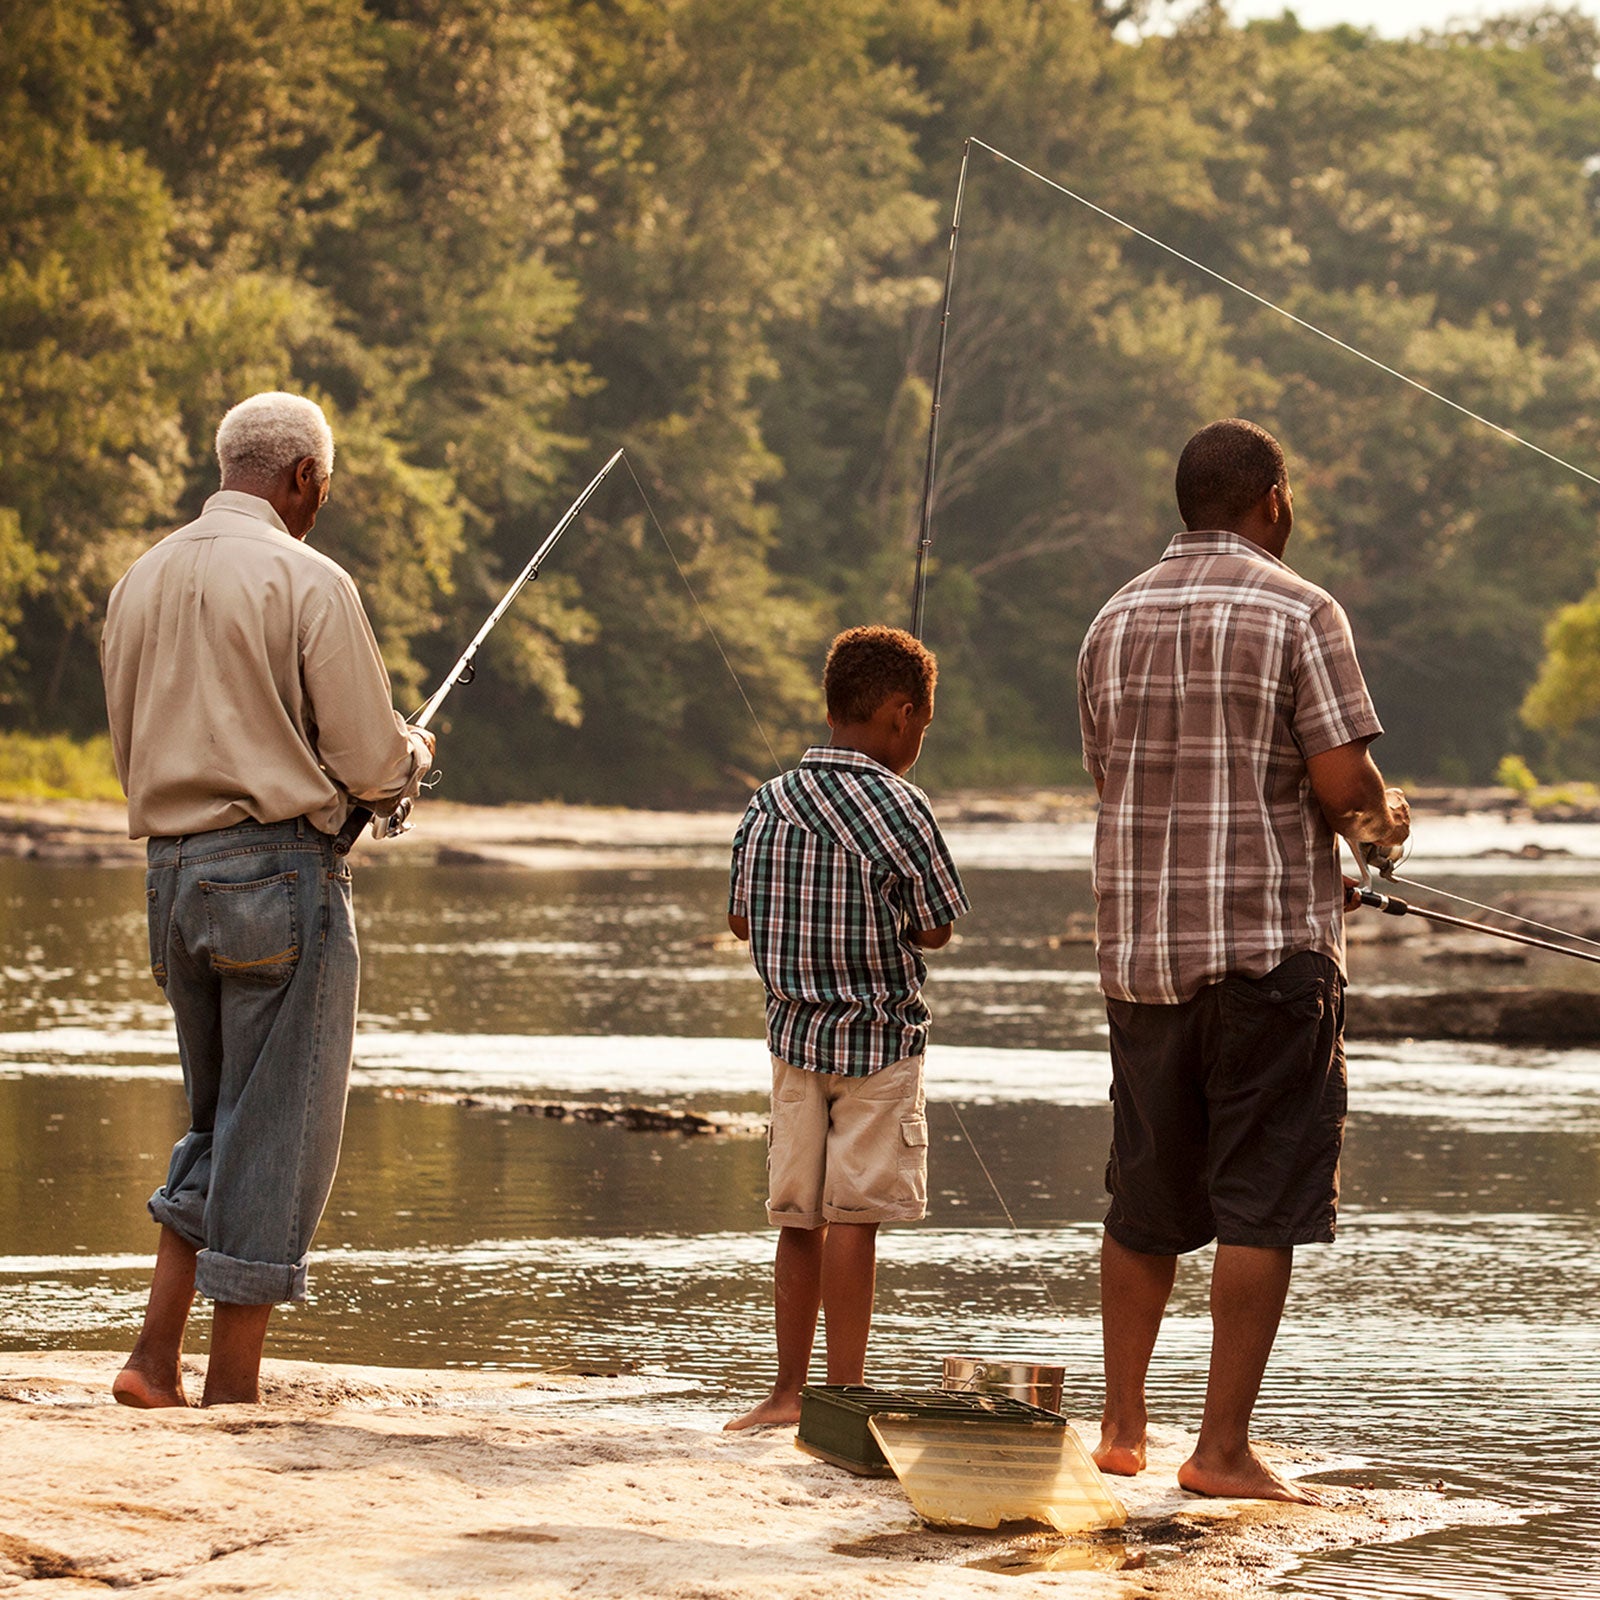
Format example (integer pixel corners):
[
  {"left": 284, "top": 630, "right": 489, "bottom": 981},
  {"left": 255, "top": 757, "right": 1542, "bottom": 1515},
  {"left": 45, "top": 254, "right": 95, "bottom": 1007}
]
[{"left": 729, "top": 747, "right": 970, "bottom": 1076}]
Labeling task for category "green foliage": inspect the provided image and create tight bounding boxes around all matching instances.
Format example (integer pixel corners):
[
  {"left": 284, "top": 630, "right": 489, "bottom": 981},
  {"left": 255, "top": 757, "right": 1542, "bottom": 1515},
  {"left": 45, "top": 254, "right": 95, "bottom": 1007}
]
[
  {"left": 1530, "top": 779, "right": 1600, "bottom": 808},
  {"left": 0, "top": 730, "right": 122, "bottom": 801},
  {"left": 1496, "top": 753, "right": 1539, "bottom": 795},
  {"left": 10, "top": 1, "right": 1600, "bottom": 796},
  {"left": 1523, "top": 590, "right": 1600, "bottom": 736}
]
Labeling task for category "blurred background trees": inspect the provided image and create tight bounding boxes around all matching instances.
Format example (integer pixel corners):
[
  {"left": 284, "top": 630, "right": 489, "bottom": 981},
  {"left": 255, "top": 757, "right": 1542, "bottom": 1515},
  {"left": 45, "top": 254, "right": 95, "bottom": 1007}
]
[{"left": 6, "top": 0, "right": 1600, "bottom": 800}]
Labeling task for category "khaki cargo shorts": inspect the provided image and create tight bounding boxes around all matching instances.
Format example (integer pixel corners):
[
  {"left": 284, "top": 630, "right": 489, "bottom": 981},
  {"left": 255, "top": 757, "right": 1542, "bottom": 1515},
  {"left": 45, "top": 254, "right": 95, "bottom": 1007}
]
[{"left": 766, "top": 1053, "right": 928, "bottom": 1228}]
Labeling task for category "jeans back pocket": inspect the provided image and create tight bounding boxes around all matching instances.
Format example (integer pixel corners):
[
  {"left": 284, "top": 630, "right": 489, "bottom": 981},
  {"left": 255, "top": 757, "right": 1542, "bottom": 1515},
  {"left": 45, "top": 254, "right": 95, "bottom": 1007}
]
[{"left": 200, "top": 871, "right": 301, "bottom": 983}]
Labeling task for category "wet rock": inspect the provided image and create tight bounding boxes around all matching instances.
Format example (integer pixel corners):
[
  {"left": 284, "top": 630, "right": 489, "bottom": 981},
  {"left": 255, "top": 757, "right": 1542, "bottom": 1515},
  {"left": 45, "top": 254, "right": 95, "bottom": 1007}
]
[
  {"left": 1045, "top": 912, "right": 1097, "bottom": 948},
  {"left": 384, "top": 1087, "right": 762, "bottom": 1137},
  {"left": 1473, "top": 842, "right": 1576, "bottom": 861},
  {"left": 1347, "top": 986, "right": 1600, "bottom": 1042},
  {"left": 1418, "top": 946, "right": 1526, "bottom": 966}
]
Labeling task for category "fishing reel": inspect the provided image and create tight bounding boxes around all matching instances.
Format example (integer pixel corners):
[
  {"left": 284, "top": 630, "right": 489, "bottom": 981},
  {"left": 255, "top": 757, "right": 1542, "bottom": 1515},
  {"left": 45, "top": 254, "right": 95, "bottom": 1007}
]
[
  {"left": 371, "top": 768, "right": 442, "bottom": 841},
  {"left": 1356, "top": 837, "right": 1403, "bottom": 883},
  {"left": 372, "top": 801, "right": 413, "bottom": 841},
  {"left": 1346, "top": 836, "right": 1408, "bottom": 892}
]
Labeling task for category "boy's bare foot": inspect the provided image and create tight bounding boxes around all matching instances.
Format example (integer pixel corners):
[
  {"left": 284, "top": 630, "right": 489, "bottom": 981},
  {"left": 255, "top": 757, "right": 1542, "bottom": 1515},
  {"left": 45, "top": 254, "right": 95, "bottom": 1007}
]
[
  {"left": 1177, "top": 1446, "right": 1322, "bottom": 1504},
  {"left": 1092, "top": 1428, "right": 1147, "bottom": 1476},
  {"left": 723, "top": 1393, "right": 802, "bottom": 1432},
  {"left": 112, "top": 1359, "right": 189, "bottom": 1409}
]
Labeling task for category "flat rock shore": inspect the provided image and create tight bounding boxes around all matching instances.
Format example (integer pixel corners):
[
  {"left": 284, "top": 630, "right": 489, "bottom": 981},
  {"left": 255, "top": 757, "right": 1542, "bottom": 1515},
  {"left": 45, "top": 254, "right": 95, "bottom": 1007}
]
[{"left": 0, "top": 1353, "right": 1520, "bottom": 1599}]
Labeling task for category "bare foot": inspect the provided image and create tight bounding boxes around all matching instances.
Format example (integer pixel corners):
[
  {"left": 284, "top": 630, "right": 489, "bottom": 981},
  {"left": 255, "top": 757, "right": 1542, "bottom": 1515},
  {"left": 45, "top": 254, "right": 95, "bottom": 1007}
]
[
  {"left": 1178, "top": 1446, "right": 1322, "bottom": 1504},
  {"left": 112, "top": 1359, "right": 188, "bottom": 1409},
  {"left": 199, "top": 1384, "right": 262, "bottom": 1407},
  {"left": 1093, "top": 1428, "right": 1147, "bottom": 1477},
  {"left": 723, "top": 1393, "right": 802, "bottom": 1432}
]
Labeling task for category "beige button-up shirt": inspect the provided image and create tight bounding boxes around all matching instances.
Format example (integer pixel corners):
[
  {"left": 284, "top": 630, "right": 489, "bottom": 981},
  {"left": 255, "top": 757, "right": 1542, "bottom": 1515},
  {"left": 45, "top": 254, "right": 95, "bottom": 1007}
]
[{"left": 102, "top": 491, "right": 428, "bottom": 839}]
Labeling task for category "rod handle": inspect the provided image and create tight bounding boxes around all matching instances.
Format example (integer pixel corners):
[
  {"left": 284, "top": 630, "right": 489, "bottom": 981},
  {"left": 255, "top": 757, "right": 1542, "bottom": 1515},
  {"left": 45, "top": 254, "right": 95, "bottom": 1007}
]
[{"left": 1357, "top": 888, "right": 1409, "bottom": 916}]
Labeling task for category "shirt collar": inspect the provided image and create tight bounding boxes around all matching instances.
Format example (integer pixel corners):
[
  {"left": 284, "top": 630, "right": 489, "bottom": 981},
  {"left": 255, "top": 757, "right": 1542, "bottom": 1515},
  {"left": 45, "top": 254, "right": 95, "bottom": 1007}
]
[
  {"left": 799, "top": 745, "right": 897, "bottom": 776},
  {"left": 1158, "top": 527, "right": 1291, "bottom": 572},
  {"left": 201, "top": 490, "right": 292, "bottom": 537}
]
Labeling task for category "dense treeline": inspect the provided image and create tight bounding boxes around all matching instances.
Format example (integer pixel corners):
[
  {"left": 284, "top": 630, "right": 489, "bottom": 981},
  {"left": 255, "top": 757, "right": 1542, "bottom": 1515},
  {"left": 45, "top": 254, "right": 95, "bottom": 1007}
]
[{"left": 8, "top": 0, "right": 1600, "bottom": 801}]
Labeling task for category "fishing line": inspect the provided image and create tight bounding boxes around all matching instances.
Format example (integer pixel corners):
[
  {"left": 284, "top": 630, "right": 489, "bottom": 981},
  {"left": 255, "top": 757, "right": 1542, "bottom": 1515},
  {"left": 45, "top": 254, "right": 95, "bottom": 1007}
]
[
  {"left": 945, "top": 1100, "right": 1064, "bottom": 1315},
  {"left": 618, "top": 451, "right": 784, "bottom": 777},
  {"left": 967, "top": 136, "right": 1600, "bottom": 491},
  {"left": 1384, "top": 873, "right": 1600, "bottom": 955}
]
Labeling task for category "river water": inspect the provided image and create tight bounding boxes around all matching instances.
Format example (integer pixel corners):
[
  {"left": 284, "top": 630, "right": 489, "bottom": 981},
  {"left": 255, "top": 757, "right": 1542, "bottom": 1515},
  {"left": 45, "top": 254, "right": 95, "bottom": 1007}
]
[{"left": 2, "top": 814, "right": 1598, "bottom": 1597}]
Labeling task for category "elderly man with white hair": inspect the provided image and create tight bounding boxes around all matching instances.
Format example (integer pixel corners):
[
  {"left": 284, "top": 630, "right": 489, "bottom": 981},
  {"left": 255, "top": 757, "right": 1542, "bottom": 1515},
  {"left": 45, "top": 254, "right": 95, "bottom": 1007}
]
[{"left": 100, "top": 391, "right": 435, "bottom": 1407}]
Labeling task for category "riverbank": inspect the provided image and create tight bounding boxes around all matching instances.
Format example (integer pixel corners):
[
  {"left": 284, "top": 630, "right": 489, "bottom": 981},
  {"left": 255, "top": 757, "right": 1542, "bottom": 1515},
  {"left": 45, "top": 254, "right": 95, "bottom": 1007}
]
[
  {"left": 0, "top": 1352, "right": 1521, "bottom": 1599},
  {"left": 0, "top": 787, "right": 1530, "bottom": 868}
]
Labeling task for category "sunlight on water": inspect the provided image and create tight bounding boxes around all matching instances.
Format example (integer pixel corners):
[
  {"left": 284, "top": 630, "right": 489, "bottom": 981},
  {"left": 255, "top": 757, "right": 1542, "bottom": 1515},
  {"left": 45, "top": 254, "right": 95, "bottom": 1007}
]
[
  {"left": 935, "top": 813, "right": 1600, "bottom": 872},
  {"left": 4, "top": 847, "right": 1600, "bottom": 1599},
  {"left": 10, "top": 1022, "right": 1600, "bottom": 1133}
]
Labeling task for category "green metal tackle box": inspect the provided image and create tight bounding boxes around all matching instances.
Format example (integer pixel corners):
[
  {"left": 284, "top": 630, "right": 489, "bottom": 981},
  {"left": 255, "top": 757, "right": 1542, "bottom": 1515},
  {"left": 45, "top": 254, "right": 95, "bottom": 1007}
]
[{"left": 796, "top": 1383, "right": 1066, "bottom": 1476}]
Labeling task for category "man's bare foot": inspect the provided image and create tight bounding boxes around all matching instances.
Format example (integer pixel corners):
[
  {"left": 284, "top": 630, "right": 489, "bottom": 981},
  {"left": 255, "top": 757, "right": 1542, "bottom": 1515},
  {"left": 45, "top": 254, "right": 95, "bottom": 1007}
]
[
  {"left": 112, "top": 1359, "right": 188, "bottom": 1409},
  {"left": 1177, "top": 1446, "right": 1322, "bottom": 1504},
  {"left": 723, "top": 1393, "right": 802, "bottom": 1432},
  {"left": 1092, "top": 1428, "right": 1147, "bottom": 1476},
  {"left": 200, "top": 1383, "right": 261, "bottom": 1407}
]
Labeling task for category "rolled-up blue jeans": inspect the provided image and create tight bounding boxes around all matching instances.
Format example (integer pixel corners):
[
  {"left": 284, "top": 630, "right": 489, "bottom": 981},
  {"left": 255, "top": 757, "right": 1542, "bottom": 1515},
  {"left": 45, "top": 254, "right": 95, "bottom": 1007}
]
[{"left": 144, "top": 817, "right": 359, "bottom": 1304}]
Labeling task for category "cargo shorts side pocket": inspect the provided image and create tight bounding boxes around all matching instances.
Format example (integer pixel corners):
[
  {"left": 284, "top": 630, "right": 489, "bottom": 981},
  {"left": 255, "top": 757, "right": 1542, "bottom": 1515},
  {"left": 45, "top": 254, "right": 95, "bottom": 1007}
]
[
  {"left": 898, "top": 1113, "right": 929, "bottom": 1208},
  {"left": 201, "top": 871, "right": 301, "bottom": 983}
]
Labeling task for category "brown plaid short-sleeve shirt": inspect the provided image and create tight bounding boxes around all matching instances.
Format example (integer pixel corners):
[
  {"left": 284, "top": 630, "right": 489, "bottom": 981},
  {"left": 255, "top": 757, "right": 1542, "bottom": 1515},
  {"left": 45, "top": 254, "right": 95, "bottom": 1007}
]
[{"left": 1077, "top": 529, "right": 1383, "bottom": 1004}]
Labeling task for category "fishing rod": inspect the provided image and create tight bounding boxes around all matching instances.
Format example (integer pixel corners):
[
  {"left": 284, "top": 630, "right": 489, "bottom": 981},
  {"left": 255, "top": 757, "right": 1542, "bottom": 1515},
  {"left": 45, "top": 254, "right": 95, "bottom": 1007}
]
[
  {"left": 333, "top": 446, "right": 626, "bottom": 856},
  {"left": 910, "top": 138, "right": 971, "bottom": 642}
]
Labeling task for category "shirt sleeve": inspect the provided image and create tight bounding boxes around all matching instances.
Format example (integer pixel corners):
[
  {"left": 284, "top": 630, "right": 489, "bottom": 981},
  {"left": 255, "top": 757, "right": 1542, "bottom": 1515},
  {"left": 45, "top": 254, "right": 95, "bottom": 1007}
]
[
  {"left": 1290, "top": 596, "right": 1385, "bottom": 759},
  {"left": 1077, "top": 633, "right": 1106, "bottom": 784},
  {"left": 300, "top": 575, "right": 427, "bottom": 806},
  {"left": 729, "top": 805, "right": 754, "bottom": 918},
  {"left": 889, "top": 793, "right": 970, "bottom": 929}
]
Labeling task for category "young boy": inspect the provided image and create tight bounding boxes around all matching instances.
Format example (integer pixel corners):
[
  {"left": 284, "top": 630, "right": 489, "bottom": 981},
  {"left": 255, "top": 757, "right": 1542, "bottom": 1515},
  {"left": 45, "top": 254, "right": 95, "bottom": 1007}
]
[{"left": 724, "top": 624, "right": 969, "bottom": 1431}]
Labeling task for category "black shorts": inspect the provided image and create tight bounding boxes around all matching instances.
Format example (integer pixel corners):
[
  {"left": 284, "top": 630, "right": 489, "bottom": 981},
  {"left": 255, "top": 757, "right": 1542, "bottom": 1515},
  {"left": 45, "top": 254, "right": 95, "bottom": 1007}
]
[{"left": 1103, "top": 951, "right": 1347, "bottom": 1255}]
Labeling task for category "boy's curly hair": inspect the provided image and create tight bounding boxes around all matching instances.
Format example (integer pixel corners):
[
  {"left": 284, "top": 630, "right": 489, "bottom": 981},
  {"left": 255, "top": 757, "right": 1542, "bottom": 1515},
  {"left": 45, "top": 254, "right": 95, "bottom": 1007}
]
[{"left": 823, "top": 625, "right": 938, "bottom": 725}]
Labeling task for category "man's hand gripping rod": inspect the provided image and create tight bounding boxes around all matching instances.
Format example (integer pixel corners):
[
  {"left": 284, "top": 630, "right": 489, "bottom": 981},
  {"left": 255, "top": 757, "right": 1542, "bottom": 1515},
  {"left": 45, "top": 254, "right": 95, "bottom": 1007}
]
[
  {"left": 1347, "top": 837, "right": 1600, "bottom": 965},
  {"left": 333, "top": 447, "right": 626, "bottom": 856}
]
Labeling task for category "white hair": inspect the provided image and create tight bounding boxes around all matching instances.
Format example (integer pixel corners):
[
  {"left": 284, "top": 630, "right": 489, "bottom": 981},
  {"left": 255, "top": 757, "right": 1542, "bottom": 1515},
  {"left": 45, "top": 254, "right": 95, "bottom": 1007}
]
[{"left": 215, "top": 392, "right": 335, "bottom": 488}]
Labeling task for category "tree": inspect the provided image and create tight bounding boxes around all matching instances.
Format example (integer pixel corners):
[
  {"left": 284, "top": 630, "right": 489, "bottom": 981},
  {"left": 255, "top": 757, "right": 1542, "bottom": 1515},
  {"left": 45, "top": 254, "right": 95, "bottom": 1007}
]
[
  {"left": 471, "top": 0, "right": 937, "bottom": 798},
  {"left": 0, "top": 0, "right": 185, "bottom": 723}
]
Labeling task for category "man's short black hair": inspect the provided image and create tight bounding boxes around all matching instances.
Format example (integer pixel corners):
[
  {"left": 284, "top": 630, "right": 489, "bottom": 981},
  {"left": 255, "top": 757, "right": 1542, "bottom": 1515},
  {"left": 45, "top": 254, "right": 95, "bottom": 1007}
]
[
  {"left": 1175, "top": 418, "right": 1287, "bottom": 530},
  {"left": 824, "top": 625, "right": 937, "bottom": 725}
]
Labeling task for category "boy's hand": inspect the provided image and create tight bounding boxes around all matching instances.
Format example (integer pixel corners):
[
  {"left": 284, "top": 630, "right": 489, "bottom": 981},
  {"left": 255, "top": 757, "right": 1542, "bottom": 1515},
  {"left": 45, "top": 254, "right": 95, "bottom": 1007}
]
[
  {"left": 912, "top": 923, "right": 953, "bottom": 950},
  {"left": 728, "top": 913, "right": 750, "bottom": 942}
]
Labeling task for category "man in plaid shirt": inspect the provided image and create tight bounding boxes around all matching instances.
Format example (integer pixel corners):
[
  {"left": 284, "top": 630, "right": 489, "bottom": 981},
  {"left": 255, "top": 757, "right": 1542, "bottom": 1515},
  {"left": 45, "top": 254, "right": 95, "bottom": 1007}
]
[
  {"left": 1077, "top": 419, "right": 1409, "bottom": 1502},
  {"left": 724, "top": 625, "right": 968, "bottom": 1431}
]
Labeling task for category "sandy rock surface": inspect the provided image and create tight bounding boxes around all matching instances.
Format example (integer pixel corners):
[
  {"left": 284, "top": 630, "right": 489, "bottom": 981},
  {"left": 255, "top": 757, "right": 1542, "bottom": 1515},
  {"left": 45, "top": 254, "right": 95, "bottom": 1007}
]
[{"left": 0, "top": 1353, "right": 1520, "bottom": 1599}]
